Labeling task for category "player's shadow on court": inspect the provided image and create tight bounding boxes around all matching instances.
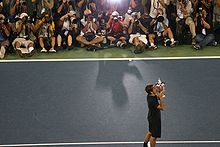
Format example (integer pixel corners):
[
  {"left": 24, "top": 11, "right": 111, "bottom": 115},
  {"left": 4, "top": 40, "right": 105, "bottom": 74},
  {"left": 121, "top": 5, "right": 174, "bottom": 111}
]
[{"left": 95, "top": 60, "right": 143, "bottom": 107}]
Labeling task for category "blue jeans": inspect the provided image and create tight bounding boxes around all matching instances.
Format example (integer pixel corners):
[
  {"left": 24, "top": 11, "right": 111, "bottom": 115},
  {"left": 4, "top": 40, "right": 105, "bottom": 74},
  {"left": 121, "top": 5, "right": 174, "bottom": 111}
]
[{"left": 195, "top": 34, "right": 215, "bottom": 47}]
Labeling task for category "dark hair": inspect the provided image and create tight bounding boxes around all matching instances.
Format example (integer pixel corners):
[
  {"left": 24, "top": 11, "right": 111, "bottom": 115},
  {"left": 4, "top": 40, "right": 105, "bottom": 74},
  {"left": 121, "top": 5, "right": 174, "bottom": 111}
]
[{"left": 145, "top": 84, "right": 154, "bottom": 94}]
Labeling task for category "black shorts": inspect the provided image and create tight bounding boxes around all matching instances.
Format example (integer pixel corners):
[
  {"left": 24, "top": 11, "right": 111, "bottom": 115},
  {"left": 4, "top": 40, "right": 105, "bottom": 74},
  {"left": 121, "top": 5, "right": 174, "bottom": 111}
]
[{"left": 148, "top": 119, "right": 161, "bottom": 138}]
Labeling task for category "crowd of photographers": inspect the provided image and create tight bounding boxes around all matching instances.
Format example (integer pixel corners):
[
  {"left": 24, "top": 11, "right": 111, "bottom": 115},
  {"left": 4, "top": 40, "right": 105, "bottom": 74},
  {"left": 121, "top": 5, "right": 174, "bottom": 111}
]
[{"left": 0, "top": 0, "right": 220, "bottom": 58}]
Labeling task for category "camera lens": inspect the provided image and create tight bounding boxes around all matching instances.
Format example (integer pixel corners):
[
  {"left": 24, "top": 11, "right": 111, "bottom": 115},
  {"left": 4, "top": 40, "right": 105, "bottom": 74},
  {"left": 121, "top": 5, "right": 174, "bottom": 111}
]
[{"left": 114, "top": 17, "right": 118, "bottom": 22}]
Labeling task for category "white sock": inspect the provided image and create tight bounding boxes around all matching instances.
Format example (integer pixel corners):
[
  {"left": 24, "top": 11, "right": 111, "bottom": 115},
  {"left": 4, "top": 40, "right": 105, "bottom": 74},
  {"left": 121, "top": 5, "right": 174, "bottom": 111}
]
[
  {"left": 171, "top": 38, "right": 174, "bottom": 42},
  {"left": 150, "top": 43, "right": 154, "bottom": 46},
  {"left": 148, "top": 141, "right": 151, "bottom": 147}
]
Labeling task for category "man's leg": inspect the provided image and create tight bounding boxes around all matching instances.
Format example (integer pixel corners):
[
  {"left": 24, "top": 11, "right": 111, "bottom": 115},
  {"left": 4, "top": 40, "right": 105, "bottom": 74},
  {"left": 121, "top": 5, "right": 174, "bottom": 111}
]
[
  {"left": 199, "top": 34, "right": 215, "bottom": 47},
  {"left": 49, "top": 37, "right": 56, "bottom": 52},
  {"left": 143, "top": 132, "right": 152, "bottom": 146},
  {"left": 39, "top": 38, "right": 47, "bottom": 52},
  {"left": 150, "top": 137, "right": 157, "bottom": 147},
  {"left": 185, "top": 17, "right": 196, "bottom": 44},
  {"left": 107, "top": 36, "right": 116, "bottom": 45},
  {"left": 148, "top": 34, "right": 158, "bottom": 49},
  {"left": 76, "top": 35, "right": 91, "bottom": 46},
  {"left": 89, "top": 36, "right": 104, "bottom": 45},
  {"left": 67, "top": 35, "right": 73, "bottom": 47},
  {"left": 57, "top": 34, "right": 62, "bottom": 47}
]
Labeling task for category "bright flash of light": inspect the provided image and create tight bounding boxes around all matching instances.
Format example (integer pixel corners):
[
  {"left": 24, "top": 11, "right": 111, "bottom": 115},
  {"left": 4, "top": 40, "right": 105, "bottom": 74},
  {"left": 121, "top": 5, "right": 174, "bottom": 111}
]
[{"left": 107, "top": 0, "right": 121, "bottom": 4}]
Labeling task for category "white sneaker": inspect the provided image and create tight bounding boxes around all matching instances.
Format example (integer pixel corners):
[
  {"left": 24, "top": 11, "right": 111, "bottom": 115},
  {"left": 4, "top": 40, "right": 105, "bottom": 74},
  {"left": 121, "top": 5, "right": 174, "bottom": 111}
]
[
  {"left": 28, "top": 47, "right": 34, "bottom": 52},
  {"left": 0, "top": 46, "right": 5, "bottom": 59},
  {"left": 49, "top": 48, "right": 56, "bottom": 53},
  {"left": 0, "top": 50, "right": 3, "bottom": 59},
  {"left": 116, "top": 41, "right": 122, "bottom": 47},
  {"left": 170, "top": 41, "right": 177, "bottom": 47},
  {"left": 41, "top": 48, "right": 47, "bottom": 53}
]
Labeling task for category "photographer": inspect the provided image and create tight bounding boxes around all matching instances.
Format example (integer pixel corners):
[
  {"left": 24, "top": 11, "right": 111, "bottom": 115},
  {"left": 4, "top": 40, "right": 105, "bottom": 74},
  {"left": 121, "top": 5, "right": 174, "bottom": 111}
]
[
  {"left": 150, "top": 8, "right": 177, "bottom": 47},
  {"left": 106, "top": 11, "right": 127, "bottom": 48},
  {"left": 77, "top": 0, "right": 97, "bottom": 18},
  {"left": 9, "top": 0, "right": 28, "bottom": 21},
  {"left": 176, "top": 0, "right": 197, "bottom": 45},
  {"left": 34, "top": 12, "right": 56, "bottom": 53},
  {"left": 96, "top": 11, "right": 108, "bottom": 46},
  {"left": 32, "top": 0, "right": 54, "bottom": 19},
  {"left": 128, "top": 12, "right": 149, "bottom": 54},
  {"left": 130, "top": 0, "right": 144, "bottom": 14},
  {"left": 213, "top": 0, "right": 220, "bottom": 38},
  {"left": 0, "top": 14, "right": 11, "bottom": 59},
  {"left": 149, "top": 0, "right": 167, "bottom": 19},
  {"left": 193, "top": 8, "right": 217, "bottom": 49},
  {"left": 76, "top": 9, "right": 103, "bottom": 51},
  {"left": 143, "top": 84, "right": 165, "bottom": 147},
  {"left": 12, "top": 13, "right": 36, "bottom": 57},
  {"left": 57, "top": 10, "right": 81, "bottom": 50}
]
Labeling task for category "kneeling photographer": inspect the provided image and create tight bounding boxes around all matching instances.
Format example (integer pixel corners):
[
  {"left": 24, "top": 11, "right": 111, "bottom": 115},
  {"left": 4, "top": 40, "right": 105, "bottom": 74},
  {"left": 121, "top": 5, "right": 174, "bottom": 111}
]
[
  {"left": 76, "top": 9, "right": 103, "bottom": 51},
  {"left": 193, "top": 8, "right": 217, "bottom": 50},
  {"left": 57, "top": 10, "right": 81, "bottom": 50},
  {"left": 12, "top": 13, "right": 36, "bottom": 57},
  {"left": 34, "top": 12, "right": 56, "bottom": 53},
  {"left": 106, "top": 11, "right": 127, "bottom": 48},
  {"left": 150, "top": 8, "right": 177, "bottom": 48},
  {"left": 128, "top": 12, "right": 148, "bottom": 54}
]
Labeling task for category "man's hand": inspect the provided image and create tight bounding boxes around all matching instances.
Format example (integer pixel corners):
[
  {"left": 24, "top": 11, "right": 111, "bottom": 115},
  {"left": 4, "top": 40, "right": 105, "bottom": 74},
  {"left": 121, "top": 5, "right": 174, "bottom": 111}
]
[{"left": 158, "top": 91, "right": 165, "bottom": 99}]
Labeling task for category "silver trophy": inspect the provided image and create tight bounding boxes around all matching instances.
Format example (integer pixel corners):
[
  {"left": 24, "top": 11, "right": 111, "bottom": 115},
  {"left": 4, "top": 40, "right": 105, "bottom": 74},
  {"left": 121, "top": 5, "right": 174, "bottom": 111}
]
[{"left": 155, "top": 78, "right": 165, "bottom": 98}]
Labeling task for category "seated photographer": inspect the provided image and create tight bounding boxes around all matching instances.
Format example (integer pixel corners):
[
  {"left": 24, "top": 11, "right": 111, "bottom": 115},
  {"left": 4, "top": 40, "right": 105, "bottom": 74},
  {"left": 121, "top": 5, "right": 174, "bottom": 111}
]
[
  {"left": 34, "top": 12, "right": 56, "bottom": 53},
  {"left": 32, "top": 0, "right": 54, "bottom": 19},
  {"left": 0, "top": 14, "right": 11, "bottom": 59},
  {"left": 128, "top": 12, "right": 149, "bottom": 54},
  {"left": 150, "top": 8, "right": 177, "bottom": 48},
  {"left": 176, "top": 0, "right": 197, "bottom": 45},
  {"left": 57, "top": 10, "right": 81, "bottom": 50},
  {"left": 12, "top": 13, "right": 36, "bottom": 57},
  {"left": 76, "top": 9, "right": 103, "bottom": 51},
  {"left": 106, "top": 11, "right": 127, "bottom": 48},
  {"left": 193, "top": 8, "right": 217, "bottom": 49}
]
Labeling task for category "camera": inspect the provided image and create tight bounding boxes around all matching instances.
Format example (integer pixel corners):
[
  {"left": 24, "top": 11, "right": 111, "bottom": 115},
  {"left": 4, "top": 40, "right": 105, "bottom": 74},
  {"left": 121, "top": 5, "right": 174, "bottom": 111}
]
[
  {"left": 42, "top": 13, "right": 52, "bottom": 23},
  {"left": 134, "top": 19, "right": 139, "bottom": 25},
  {"left": 157, "top": 15, "right": 164, "bottom": 22},
  {"left": 68, "top": 1, "right": 72, "bottom": 5},
  {"left": 86, "top": 14, "right": 93, "bottom": 21},
  {"left": 20, "top": 0, "right": 26, "bottom": 6},
  {"left": 155, "top": 78, "right": 165, "bottom": 94},
  {"left": 113, "top": 17, "right": 118, "bottom": 22},
  {"left": 70, "top": 16, "right": 78, "bottom": 24},
  {"left": 0, "top": 15, "right": 5, "bottom": 24}
]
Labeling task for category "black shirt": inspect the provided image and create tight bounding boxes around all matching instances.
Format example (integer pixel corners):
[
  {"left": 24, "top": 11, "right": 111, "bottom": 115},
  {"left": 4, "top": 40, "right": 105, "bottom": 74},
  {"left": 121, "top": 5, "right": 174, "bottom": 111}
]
[{"left": 147, "top": 94, "right": 161, "bottom": 122}]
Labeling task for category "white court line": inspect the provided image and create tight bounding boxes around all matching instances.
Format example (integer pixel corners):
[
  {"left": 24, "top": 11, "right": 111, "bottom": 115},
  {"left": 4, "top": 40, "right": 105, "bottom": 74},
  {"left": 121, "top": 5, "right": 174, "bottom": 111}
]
[
  {"left": 1, "top": 141, "right": 220, "bottom": 147},
  {"left": 0, "top": 56, "right": 220, "bottom": 63}
]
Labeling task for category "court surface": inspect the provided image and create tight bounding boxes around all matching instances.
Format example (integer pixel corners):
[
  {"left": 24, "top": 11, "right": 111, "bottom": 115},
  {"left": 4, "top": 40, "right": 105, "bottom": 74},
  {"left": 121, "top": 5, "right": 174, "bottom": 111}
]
[{"left": 1, "top": 58, "right": 220, "bottom": 147}]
